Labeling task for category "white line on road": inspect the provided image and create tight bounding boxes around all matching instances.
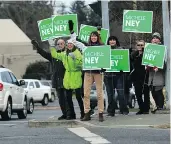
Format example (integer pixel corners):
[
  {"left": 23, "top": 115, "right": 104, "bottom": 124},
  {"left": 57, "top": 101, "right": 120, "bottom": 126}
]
[
  {"left": 48, "top": 116, "right": 55, "bottom": 119},
  {"left": 136, "top": 118, "right": 143, "bottom": 120},
  {"left": 0, "top": 124, "right": 16, "bottom": 126},
  {"left": 68, "top": 127, "right": 111, "bottom": 144}
]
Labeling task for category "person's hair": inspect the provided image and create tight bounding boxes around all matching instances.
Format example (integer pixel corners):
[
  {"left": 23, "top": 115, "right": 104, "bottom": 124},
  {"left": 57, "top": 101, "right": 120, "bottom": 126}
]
[
  {"left": 107, "top": 36, "right": 120, "bottom": 46},
  {"left": 136, "top": 40, "right": 145, "bottom": 45},
  {"left": 54, "top": 38, "right": 65, "bottom": 46},
  {"left": 88, "top": 31, "right": 103, "bottom": 45}
]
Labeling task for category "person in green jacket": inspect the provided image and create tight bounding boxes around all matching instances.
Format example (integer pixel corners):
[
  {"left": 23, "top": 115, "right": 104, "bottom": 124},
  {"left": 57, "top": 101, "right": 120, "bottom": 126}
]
[{"left": 51, "top": 39, "right": 84, "bottom": 120}]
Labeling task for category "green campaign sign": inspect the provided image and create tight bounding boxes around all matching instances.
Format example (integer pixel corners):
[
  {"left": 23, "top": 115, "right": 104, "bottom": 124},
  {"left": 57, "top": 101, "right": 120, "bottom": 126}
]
[
  {"left": 78, "top": 24, "right": 109, "bottom": 44},
  {"left": 37, "top": 18, "right": 53, "bottom": 41},
  {"left": 83, "top": 46, "right": 111, "bottom": 70},
  {"left": 52, "top": 14, "right": 78, "bottom": 37},
  {"left": 122, "top": 10, "right": 153, "bottom": 33},
  {"left": 142, "top": 43, "right": 166, "bottom": 69},
  {"left": 106, "top": 49, "right": 130, "bottom": 72}
]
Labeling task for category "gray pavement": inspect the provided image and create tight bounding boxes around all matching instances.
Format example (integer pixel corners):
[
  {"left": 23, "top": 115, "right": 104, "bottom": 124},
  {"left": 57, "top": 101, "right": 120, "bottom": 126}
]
[{"left": 0, "top": 99, "right": 170, "bottom": 144}]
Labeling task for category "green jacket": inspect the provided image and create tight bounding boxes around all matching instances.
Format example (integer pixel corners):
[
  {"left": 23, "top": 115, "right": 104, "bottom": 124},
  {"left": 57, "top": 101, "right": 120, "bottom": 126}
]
[{"left": 51, "top": 47, "right": 82, "bottom": 90}]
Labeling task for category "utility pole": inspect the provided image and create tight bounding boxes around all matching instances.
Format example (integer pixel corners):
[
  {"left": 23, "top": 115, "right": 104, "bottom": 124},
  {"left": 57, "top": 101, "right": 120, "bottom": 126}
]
[
  {"left": 101, "top": 0, "right": 110, "bottom": 35},
  {"left": 162, "top": 0, "right": 170, "bottom": 108}
]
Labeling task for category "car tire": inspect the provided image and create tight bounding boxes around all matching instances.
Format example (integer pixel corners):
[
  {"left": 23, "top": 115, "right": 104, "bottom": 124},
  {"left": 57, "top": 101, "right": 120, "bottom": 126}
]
[
  {"left": 129, "top": 95, "right": 136, "bottom": 108},
  {"left": 50, "top": 93, "right": 55, "bottom": 102},
  {"left": 1, "top": 98, "right": 12, "bottom": 120},
  {"left": 42, "top": 95, "right": 49, "bottom": 106},
  {"left": 28, "top": 100, "right": 34, "bottom": 114},
  {"left": 17, "top": 98, "right": 27, "bottom": 119}
]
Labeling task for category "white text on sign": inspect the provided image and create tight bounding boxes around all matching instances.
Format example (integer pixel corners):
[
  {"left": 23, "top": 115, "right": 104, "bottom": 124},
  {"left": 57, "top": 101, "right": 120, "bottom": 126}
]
[
  {"left": 84, "top": 52, "right": 104, "bottom": 64},
  {"left": 42, "top": 28, "right": 53, "bottom": 36}
]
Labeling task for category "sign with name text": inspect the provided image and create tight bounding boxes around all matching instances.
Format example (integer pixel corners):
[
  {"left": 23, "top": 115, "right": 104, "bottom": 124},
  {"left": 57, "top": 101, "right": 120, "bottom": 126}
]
[
  {"left": 37, "top": 18, "right": 53, "bottom": 41},
  {"left": 78, "top": 24, "right": 109, "bottom": 44},
  {"left": 142, "top": 43, "right": 166, "bottom": 69},
  {"left": 52, "top": 14, "right": 78, "bottom": 37},
  {"left": 106, "top": 49, "right": 130, "bottom": 72},
  {"left": 122, "top": 10, "right": 153, "bottom": 33},
  {"left": 83, "top": 46, "right": 111, "bottom": 70}
]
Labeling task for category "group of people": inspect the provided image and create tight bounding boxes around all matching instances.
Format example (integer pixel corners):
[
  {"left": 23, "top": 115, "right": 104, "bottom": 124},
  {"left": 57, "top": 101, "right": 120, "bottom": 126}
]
[{"left": 31, "top": 20, "right": 166, "bottom": 122}]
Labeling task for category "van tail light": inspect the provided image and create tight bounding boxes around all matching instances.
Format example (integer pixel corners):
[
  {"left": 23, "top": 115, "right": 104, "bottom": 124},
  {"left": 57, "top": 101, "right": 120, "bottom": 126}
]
[{"left": 0, "top": 83, "right": 3, "bottom": 91}]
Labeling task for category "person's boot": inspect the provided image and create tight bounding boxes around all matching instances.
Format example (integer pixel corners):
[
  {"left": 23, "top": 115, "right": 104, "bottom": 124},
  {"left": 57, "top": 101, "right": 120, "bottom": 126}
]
[
  {"left": 136, "top": 110, "right": 144, "bottom": 115},
  {"left": 66, "top": 113, "right": 76, "bottom": 120},
  {"left": 58, "top": 115, "right": 66, "bottom": 120},
  {"left": 99, "top": 113, "right": 104, "bottom": 122},
  {"left": 107, "top": 113, "right": 115, "bottom": 117},
  {"left": 80, "top": 112, "right": 85, "bottom": 120},
  {"left": 81, "top": 112, "right": 91, "bottom": 121}
]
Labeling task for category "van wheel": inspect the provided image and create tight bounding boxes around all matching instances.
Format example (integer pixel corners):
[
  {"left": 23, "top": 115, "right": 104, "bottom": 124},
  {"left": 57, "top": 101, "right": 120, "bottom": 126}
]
[
  {"left": 42, "top": 95, "right": 49, "bottom": 106},
  {"left": 28, "top": 100, "right": 34, "bottom": 114},
  {"left": 17, "top": 98, "right": 27, "bottom": 119},
  {"left": 1, "top": 99, "right": 12, "bottom": 120},
  {"left": 50, "top": 93, "right": 55, "bottom": 102}
]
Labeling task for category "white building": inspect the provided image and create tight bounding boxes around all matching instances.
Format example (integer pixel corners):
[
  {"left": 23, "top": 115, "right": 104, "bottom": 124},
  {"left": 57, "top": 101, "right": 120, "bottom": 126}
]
[{"left": 0, "top": 19, "right": 47, "bottom": 78}]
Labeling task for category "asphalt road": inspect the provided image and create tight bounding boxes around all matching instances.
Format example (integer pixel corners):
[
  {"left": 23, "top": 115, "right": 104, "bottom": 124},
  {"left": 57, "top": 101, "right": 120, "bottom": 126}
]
[{"left": 0, "top": 100, "right": 170, "bottom": 144}]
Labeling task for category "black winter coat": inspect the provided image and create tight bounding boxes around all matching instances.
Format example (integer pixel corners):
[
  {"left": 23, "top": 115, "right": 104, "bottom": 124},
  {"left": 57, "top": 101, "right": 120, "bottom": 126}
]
[
  {"left": 130, "top": 50, "right": 149, "bottom": 84},
  {"left": 37, "top": 47, "right": 65, "bottom": 89}
]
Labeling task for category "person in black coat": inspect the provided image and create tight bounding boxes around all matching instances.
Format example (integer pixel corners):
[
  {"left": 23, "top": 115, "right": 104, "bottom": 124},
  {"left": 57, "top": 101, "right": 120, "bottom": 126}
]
[
  {"left": 31, "top": 39, "right": 70, "bottom": 120},
  {"left": 130, "top": 40, "right": 150, "bottom": 115},
  {"left": 104, "top": 36, "right": 129, "bottom": 116}
]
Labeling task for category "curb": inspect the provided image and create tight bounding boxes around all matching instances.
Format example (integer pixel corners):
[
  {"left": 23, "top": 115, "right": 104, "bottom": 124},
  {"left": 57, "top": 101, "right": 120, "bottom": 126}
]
[
  {"left": 28, "top": 119, "right": 170, "bottom": 129},
  {"left": 28, "top": 119, "right": 80, "bottom": 128},
  {"left": 149, "top": 123, "right": 170, "bottom": 129}
]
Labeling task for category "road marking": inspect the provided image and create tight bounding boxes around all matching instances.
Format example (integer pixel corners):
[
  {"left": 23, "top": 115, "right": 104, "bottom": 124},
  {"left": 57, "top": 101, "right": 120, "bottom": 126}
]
[
  {"left": 68, "top": 127, "right": 111, "bottom": 144},
  {"left": 48, "top": 116, "right": 55, "bottom": 119},
  {"left": 0, "top": 124, "right": 16, "bottom": 126},
  {"left": 136, "top": 118, "right": 142, "bottom": 120}
]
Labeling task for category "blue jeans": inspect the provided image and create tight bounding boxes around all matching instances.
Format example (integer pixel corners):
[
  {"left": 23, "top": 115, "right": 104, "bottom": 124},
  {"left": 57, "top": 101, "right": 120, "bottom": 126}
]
[{"left": 104, "top": 75, "right": 128, "bottom": 114}]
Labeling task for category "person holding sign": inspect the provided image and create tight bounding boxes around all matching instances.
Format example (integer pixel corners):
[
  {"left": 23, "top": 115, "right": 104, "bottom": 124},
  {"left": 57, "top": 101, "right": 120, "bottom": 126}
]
[
  {"left": 68, "top": 21, "right": 105, "bottom": 122},
  {"left": 130, "top": 40, "right": 150, "bottom": 115},
  {"left": 50, "top": 39, "right": 85, "bottom": 120},
  {"left": 31, "top": 39, "right": 70, "bottom": 120},
  {"left": 146, "top": 32, "right": 166, "bottom": 113},
  {"left": 104, "top": 36, "right": 129, "bottom": 116}
]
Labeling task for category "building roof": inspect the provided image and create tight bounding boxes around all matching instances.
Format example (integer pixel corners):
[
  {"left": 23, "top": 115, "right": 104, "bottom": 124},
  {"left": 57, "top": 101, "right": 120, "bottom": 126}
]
[{"left": 0, "top": 19, "right": 31, "bottom": 44}]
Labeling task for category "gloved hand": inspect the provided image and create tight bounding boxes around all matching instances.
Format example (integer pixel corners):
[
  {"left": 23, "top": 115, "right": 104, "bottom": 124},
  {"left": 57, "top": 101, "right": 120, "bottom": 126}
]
[
  {"left": 31, "top": 39, "right": 39, "bottom": 48},
  {"left": 145, "top": 65, "right": 151, "bottom": 71},
  {"left": 48, "top": 39, "right": 55, "bottom": 47},
  {"left": 101, "top": 68, "right": 106, "bottom": 73},
  {"left": 153, "top": 66, "right": 158, "bottom": 72},
  {"left": 97, "top": 26, "right": 101, "bottom": 31},
  {"left": 68, "top": 20, "right": 74, "bottom": 32},
  {"left": 68, "top": 52, "right": 75, "bottom": 60},
  {"left": 120, "top": 70, "right": 124, "bottom": 74}
]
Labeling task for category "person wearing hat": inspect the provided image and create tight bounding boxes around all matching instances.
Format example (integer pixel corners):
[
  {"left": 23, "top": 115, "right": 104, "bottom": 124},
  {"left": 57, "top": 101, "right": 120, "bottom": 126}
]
[
  {"left": 50, "top": 38, "right": 84, "bottom": 120},
  {"left": 146, "top": 32, "right": 166, "bottom": 113},
  {"left": 31, "top": 38, "right": 70, "bottom": 120},
  {"left": 104, "top": 36, "right": 129, "bottom": 116}
]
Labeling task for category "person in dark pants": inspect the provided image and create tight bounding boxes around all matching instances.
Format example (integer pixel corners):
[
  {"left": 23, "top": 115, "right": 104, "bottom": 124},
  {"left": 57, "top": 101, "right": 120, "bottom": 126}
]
[
  {"left": 50, "top": 38, "right": 84, "bottom": 120},
  {"left": 147, "top": 32, "right": 166, "bottom": 113},
  {"left": 104, "top": 36, "right": 129, "bottom": 116},
  {"left": 130, "top": 40, "right": 150, "bottom": 114},
  {"left": 31, "top": 39, "right": 70, "bottom": 120}
]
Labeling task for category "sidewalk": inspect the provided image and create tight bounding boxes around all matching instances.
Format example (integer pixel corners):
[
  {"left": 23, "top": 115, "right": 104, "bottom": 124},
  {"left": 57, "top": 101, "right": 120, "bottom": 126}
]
[{"left": 28, "top": 110, "right": 170, "bottom": 129}]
